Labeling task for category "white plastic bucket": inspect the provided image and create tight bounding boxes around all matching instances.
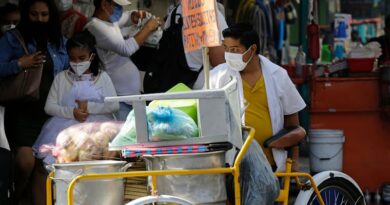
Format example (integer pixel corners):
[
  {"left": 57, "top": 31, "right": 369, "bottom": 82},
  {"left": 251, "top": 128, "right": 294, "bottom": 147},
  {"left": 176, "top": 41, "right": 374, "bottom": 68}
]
[{"left": 308, "top": 129, "right": 345, "bottom": 173}]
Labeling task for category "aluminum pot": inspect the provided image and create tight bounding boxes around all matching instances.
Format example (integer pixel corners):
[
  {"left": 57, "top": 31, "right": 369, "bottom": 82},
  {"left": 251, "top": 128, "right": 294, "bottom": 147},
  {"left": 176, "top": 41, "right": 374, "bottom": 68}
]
[
  {"left": 49, "top": 160, "right": 130, "bottom": 205},
  {"left": 143, "top": 151, "right": 227, "bottom": 205}
]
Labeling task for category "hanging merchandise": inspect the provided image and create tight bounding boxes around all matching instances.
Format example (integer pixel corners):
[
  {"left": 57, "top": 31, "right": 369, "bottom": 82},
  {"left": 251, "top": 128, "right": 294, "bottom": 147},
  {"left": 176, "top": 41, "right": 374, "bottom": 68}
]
[
  {"left": 260, "top": 0, "right": 279, "bottom": 62},
  {"left": 307, "top": 21, "right": 320, "bottom": 61},
  {"left": 334, "top": 44, "right": 345, "bottom": 60},
  {"left": 307, "top": 0, "right": 320, "bottom": 62},
  {"left": 333, "top": 13, "right": 352, "bottom": 41},
  {"left": 295, "top": 46, "right": 306, "bottom": 77},
  {"left": 234, "top": 0, "right": 281, "bottom": 62},
  {"left": 336, "top": 21, "right": 347, "bottom": 38},
  {"left": 320, "top": 44, "right": 332, "bottom": 63},
  {"left": 250, "top": 4, "right": 268, "bottom": 54},
  {"left": 249, "top": 1, "right": 268, "bottom": 54},
  {"left": 270, "top": 1, "right": 288, "bottom": 63},
  {"left": 277, "top": 18, "right": 285, "bottom": 50},
  {"left": 255, "top": 0, "right": 275, "bottom": 42},
  {"left": 366, "top": 23, "right": 376, "bottom": 40},
  {"left": 357, "top": 24, "right": 367, "bottom": 43},
  {"left": 235, "top": 0, "right": 255, "bottom": 23},
  {"left": 235, "top": 0, "right": 268, "bottom": 56},
  {"left": 257, "top": 0, "right": 278, "bottom": 61},
  {"left": 284, "top": 2, "right": 297, "bottom": 24}
]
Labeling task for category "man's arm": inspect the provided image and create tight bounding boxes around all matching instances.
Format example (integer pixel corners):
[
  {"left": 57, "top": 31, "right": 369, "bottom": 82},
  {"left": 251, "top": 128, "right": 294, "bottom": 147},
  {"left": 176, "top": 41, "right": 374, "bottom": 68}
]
[{"left": 284, "top": 113, "right": 300, "bottom": 128}]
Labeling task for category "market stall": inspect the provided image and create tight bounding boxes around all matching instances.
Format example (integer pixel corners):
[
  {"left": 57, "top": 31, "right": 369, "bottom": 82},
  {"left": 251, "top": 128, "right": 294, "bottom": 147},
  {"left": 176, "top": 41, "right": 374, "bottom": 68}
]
[{"left": 310, "top": 74, "right": 390, "bottom": 192}]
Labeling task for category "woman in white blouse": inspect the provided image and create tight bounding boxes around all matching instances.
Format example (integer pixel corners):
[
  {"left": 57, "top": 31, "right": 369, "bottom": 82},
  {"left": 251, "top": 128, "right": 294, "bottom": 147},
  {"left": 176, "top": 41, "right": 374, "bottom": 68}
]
[{"left": 85, "top": 0, "right": 160, "bottom": 120}]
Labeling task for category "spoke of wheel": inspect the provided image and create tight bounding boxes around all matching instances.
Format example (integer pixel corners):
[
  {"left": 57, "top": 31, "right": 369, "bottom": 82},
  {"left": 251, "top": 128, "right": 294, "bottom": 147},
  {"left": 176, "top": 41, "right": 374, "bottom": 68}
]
[
  {"left": 308, "top": 182, "right": 362, "bottom": 205},
  {"left": 334, "top": 189, "right": 339, "bottom": 203},
  {"left": 326, "top": 190, "right": 329, "bottom": 204},
  {"left": 354, "top": 196, "right": 363, "bottom": 205},
  {"left": 341, "top": 195, "right": 347, "bottom": 205}
]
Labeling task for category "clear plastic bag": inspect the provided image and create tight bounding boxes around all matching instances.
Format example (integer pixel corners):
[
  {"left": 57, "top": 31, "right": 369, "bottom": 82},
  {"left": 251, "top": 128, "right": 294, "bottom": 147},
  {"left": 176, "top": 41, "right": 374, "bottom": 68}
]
[
  {"left": 110, "top": 106, "right": 198, "bottom": 147},
  {"left": 148, "top": 106, "right": 198, "bottom": 141},
  {"left": 240, "top": 140, "right": 280, "bottom": 204},
  {"left": 41, "top": 121, "right": 123, "bottom": 164},
  {"left": 109, "top": 110, "right": 143, "bottom": 147},
  {"left": 63, "top": 81, "right": 103, "bottom": 108},
  {"left": 120, "top": 12, "right": 163, "bottom": 47},
  {"left": 227, "top": 139, "right": 280, "bottom": 205}
]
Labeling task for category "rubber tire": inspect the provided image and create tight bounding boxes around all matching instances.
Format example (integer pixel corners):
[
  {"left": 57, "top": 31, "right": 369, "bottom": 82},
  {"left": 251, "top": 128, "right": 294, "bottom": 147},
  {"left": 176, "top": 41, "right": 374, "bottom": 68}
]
[
  {"left": 304, "top": 177, "right": 365, "bottom": 205},
  {"left": 125, "top": 195, "right": 194, "bottom": 205}
]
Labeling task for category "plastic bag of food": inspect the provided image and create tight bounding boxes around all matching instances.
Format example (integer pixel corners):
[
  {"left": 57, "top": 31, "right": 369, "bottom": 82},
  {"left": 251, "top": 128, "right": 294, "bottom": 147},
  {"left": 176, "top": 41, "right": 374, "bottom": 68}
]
[
  {"left": 148, "top": 106, "right": 198, "bottom": 141},
  {"left": 41, "top": 121, "right": 123, "bottom": 164},
  {"left": 239, "top": 140, "right": 280, "bottom": 204},
  {"left": 226, "top": 139, "right": 279, "bottom": 205},
  {"left": 109, "top": 110, "right": 150, "bottom": 147},
  {"left": 110, "top": 106, "right": 198, "bottom": 147}
]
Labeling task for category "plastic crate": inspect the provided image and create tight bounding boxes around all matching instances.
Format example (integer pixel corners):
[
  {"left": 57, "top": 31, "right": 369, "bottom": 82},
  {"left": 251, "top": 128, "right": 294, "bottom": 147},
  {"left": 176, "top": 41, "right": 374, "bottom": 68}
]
[{"left": 346, "top": 57, "right": 375, "bottom": 73}]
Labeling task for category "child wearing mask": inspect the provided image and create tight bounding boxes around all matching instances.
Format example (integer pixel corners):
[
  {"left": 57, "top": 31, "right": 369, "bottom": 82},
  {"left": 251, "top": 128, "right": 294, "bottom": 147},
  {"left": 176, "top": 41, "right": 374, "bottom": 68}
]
[
  {"left": 30, "top": 30, "right": 119, "bottom": 205},
  {"left": 0, "top": 3, "right": 20, "bottom": 37},
  {"left": 33, "top": 30, "right": 119, "bottom": 165}
]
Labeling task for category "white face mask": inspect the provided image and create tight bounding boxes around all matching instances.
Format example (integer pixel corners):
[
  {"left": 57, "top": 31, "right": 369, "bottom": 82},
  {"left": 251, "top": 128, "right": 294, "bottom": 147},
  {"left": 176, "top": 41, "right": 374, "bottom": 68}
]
[
  {"left": 225, "top": 46, "right": 254, "bottom": 72},
  {"left": 1, "top": 24, "right": 16, "bottom": 33},
  {"left": 70, "top": 60, "right": 91, "bottom": 76}
]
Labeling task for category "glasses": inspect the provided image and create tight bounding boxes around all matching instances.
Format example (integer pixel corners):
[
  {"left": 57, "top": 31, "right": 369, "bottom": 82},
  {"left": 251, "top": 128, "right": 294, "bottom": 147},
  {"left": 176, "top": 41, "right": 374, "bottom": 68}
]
[{"left": 224, "top": 46, "right": 246, "bottom": 54}]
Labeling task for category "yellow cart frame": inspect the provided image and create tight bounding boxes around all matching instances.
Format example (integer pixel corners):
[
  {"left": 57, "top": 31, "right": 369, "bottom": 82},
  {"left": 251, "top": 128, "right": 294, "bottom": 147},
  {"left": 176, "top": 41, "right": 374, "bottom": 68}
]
[{"left": 46, "top": 127, "right": 325, "bottom": 205}]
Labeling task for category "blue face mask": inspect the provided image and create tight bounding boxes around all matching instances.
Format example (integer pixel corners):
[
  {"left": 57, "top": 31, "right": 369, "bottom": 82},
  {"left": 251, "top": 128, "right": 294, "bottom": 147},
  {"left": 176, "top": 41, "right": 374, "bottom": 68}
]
[{"left": 109, "top": 4, "right": 123, "bottom": 23}]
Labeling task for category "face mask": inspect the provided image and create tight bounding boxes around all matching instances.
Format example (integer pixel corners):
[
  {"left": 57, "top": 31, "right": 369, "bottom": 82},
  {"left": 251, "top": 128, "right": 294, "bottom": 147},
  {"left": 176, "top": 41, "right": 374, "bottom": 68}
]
[
  {"left": 225, "top": 46, "right": 254, "bottom": 72},
  {"left": 109, "top": 4, "right": 123, "bottom": 23},
  {"left": 30, "top": 21, "right": 49, "bottom": 34},
  {"left": 70, "top": 60, "right": 91, "bottom": 76},
  {"left": 55, "top": 0, "right": 73, "bottom": 11},
  {"left": 1, "top": 24, "right": 16, "bottom": 33}
]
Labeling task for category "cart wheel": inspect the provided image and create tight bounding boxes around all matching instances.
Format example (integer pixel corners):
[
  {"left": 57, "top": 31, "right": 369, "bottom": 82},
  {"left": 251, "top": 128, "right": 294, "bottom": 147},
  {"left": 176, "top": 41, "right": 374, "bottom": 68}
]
[
  {"left": 294, "top": 171, "right": 366, "bottom": 205},
  {"left": 126, "top": 195, "right": 194, "bottom": 205}
]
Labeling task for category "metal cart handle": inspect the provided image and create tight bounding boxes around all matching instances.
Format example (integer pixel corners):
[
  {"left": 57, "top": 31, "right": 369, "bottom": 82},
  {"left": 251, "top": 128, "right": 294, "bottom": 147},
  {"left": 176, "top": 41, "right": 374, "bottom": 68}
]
[{"left": 126, "top": 195, "right": 194, "bottom": 205}]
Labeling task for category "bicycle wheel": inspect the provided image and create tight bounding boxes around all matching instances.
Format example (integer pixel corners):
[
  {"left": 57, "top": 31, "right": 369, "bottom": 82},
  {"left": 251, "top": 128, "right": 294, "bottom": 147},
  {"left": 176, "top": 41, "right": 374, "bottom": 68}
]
[
  {"left": 295, "top": 171, "right": 366, "bottom": 205},
  {"left": 126, "top": 195, "right": 194, "bottom": 205}
]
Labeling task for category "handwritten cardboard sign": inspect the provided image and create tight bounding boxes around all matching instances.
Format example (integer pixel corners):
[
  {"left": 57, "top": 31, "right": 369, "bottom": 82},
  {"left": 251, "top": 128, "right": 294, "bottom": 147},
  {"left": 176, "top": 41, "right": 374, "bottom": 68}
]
[{"left": 182, "top": 0, "right": 221, "bottom": 52}]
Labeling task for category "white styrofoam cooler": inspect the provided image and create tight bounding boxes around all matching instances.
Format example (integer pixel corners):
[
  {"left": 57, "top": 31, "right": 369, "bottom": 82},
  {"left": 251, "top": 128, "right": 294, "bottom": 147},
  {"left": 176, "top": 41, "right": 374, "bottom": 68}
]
[{"left": 106, "top": 79, "right": 243, "bottom": 151}]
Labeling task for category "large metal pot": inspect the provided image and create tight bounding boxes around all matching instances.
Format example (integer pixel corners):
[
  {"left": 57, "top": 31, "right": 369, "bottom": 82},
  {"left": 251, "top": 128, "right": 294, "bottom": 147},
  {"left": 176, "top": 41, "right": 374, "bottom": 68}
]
[
  {"left": 50, "top": 160, "right": 129, "bottom": 205},
  {"left": 143, "top": 151, "right": 227, "bottom": 205}
]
